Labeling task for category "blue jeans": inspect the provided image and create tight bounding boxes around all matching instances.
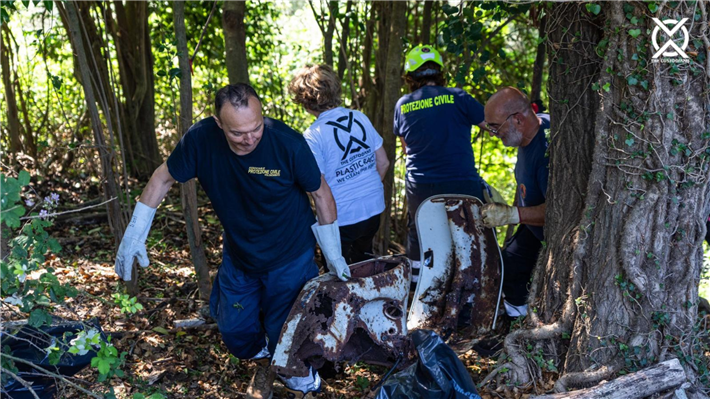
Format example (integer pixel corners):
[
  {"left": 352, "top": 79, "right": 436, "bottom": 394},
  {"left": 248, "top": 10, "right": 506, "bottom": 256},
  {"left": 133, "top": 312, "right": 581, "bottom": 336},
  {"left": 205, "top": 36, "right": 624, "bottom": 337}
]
[{"left": 209, "top": 247, "right": 319, "bottom": 359}]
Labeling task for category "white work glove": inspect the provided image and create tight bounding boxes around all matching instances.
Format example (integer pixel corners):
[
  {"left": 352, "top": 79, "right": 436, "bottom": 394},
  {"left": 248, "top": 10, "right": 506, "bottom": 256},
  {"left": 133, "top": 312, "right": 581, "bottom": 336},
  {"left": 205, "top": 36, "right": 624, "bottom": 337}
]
[
  {"left": 481, "top": 203, "right": 520, "bottom": 228},
  {"left": 115, "top": 202, "right": 156, "bottom": 281},
  {"left": 311, "top": 221, "right": 351, "bottom": 281}
]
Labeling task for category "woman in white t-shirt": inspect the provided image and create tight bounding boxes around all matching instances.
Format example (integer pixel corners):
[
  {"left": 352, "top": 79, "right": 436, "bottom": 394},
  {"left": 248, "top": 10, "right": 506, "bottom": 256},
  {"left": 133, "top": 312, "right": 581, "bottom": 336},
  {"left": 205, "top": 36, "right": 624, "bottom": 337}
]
[{"left": 289, "top": 64, "right": 390, "bottom": 264}]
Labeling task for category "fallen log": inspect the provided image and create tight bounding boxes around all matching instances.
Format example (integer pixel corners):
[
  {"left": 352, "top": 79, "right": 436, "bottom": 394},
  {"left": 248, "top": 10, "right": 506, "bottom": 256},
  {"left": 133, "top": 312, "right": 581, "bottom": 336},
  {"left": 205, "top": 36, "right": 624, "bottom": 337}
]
[
  {"left": 532, "top": 358, "right": 686, "bottom": 399},
  {"left": 655, "top": 382, "right": 710, "bottom": 399}
]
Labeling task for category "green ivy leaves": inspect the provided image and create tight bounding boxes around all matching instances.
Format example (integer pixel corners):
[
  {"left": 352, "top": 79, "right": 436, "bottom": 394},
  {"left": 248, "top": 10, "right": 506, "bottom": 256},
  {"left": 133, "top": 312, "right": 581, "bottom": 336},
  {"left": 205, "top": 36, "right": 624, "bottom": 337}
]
[
  {"left": 0, "top": 172, "right": 29, "bottom": 228},
  {"left": 586, "top": 3, "right": 601, "bottom": 15}
]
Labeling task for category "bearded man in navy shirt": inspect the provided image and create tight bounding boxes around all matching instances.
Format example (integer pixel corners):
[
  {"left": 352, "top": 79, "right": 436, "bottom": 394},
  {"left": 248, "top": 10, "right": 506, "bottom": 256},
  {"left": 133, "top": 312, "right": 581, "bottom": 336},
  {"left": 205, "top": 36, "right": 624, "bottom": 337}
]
[
  {"left": 114, "top": 84, "right": 345, "bottom": 399},
  {"left": 482, "top": 87, "right": 551, "bottom": 319}
]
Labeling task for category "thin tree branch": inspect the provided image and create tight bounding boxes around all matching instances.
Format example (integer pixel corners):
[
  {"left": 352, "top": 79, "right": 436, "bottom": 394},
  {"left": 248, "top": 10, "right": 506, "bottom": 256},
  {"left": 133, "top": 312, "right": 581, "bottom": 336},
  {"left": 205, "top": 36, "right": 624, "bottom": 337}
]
[
  {"left": 20, "top": 197, "right": 117, "bottom": 220},
  {"left": 191, "top": 0, "right": 219, "bottom": 64},
  {"left": 334, "top": 26, "right": 359, "bottom": 109},
  {"left": 1, "top": 367, "right": 41, "bottom": 399},
  {"left": 2, "top": 354, "right": 103, "bottom": 398},
  {"left": 308, "top": 0, "right": 326, "bottom": 34}
]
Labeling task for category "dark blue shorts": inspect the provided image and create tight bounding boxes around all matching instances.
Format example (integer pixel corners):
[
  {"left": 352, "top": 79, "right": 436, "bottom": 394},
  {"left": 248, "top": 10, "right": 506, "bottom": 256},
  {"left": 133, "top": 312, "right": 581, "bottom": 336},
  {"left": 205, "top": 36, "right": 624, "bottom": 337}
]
[{"left": 209, "top": 246, "right": 319, "bottom": 359}]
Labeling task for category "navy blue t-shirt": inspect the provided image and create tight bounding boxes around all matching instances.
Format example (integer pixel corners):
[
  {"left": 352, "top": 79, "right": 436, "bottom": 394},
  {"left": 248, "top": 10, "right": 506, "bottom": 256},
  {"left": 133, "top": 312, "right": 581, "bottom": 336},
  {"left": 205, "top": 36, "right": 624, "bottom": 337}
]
[
  {"left": 166, "top": 117, "right": 322, "bottom": 273},
  {"left": 393, "top": 86, "right": 485, "bottom": 183},
  {"left": 514, "top": 113, "right": 550, "bottom": 242}
]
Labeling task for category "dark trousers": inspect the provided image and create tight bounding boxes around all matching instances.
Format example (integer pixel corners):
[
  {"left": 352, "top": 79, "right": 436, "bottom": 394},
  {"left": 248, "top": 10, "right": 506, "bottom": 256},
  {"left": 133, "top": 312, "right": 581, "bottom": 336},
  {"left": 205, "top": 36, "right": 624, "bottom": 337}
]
[
  {"left": 405, "top": 179, "right": 486, "bottom": 261},
  {"left": 209, "top": 247, "right": 319, "bottom": 359},
  {"left": 340, "top": 214, "right": 381, "bottom": 264},
  {"left": 501, "top": 225, "right": 541, "bottom": 306}
]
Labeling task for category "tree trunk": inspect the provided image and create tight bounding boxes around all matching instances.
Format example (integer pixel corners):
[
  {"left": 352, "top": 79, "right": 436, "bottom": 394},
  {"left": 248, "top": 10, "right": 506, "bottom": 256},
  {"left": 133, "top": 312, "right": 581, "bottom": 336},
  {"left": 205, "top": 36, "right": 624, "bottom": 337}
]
[
  {"left": 1, "top": 24, "right": 37, "bottom": 159},
  {"left": 529, "top": 13, "right": 546, "bottom": 102},
  {"left": 173, "top": 0, "right": 212, "bottom": 301},
  {"left": 324, "top": 1, "right": 337, "bottom": 67},
  {"left": 410, "top": 1, "right": 418, "bottom": 45},
  {"left": 421, "top": 0, "right": 433, "bottom": 45},
  {"left": 434, "top": 1, "right": 440, "bottom": 45},
  {"left": 336, "top": 0, "right": 353, "bottom": 81},
  {"left": 359, "top": 3, "right": 376, "bottom": 116},
  {"left": 58, "top": 2, "right": 115, "bottom": 134},
  {"left": 373, "top": 1, "right": 406, "bottom": 255},
  {"left": 57, "top": 1, "right": 131, "bottom": 189},
  {"left": 223, "top": 0, "right": 249, "bottom": 84},
  {"left": 504, "top": 1, "right": 709, "bottom": 390},
  {"left": 110, "top": 1, "right": 160, "bottom": 179},
  {"left": 1, "top": 26, "right": 23, "bottom": 155},
  {"left": 532, "top": 2, "right": 602, "bottom": 328},
  {"left": 64, "top": 1, "right": 133, "bottom": 294},
  {"left": 14, "top": 63, "right": 37, "bottom": 159}
]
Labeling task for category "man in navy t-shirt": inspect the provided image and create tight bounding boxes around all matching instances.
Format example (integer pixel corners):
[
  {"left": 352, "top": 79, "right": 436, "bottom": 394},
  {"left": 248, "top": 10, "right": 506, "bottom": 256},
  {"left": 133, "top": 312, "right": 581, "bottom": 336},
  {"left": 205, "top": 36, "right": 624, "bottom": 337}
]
[
  {"left": 481, "top": 87, "right": 550, "bottom": 318},
  {"left": 114, "top": 84, "right": 344, "bottom": 398}
]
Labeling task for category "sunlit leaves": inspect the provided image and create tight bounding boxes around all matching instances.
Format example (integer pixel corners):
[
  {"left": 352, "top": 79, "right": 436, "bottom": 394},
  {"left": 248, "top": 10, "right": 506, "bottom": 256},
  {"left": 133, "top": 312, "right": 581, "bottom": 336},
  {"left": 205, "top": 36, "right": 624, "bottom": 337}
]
[
  {"left": 4, "top": 1, "right": 53, "bottom": 30},
  {"left": 112, "top": 293, "right": 144, "bottom": 314},
  {"left": 91, "top": 341, "right": 123, "bottom": 381}
]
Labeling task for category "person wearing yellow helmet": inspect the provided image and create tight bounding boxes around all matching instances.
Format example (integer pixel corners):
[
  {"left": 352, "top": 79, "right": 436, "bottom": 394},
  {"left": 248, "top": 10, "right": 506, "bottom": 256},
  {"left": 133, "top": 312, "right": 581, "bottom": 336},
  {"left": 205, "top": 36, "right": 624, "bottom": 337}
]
[{"left": 394, "top": 45, "right": 489, "bottom": 286}]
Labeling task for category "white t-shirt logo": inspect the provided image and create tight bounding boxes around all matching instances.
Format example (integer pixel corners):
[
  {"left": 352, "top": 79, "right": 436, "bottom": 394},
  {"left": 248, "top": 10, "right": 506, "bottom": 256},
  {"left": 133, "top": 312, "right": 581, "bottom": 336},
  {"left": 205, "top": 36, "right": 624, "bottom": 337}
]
[{"left": 326, "top": 111, "right": 370, "bottom": 160}]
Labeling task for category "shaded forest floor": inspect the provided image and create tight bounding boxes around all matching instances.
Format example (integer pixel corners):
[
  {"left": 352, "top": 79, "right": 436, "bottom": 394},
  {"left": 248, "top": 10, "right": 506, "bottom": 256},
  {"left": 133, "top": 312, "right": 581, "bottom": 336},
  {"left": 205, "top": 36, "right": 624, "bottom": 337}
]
[{"left": 5, "top": 176, "right": 709, "bottom": 398}]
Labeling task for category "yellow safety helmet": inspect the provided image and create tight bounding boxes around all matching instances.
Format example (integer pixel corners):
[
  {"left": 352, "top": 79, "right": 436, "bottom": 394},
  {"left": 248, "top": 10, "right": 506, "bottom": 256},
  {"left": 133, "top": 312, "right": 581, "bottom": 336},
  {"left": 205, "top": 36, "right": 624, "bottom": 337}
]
[{"left": 404, "top": 45, "right": 444, "bottom": 73}]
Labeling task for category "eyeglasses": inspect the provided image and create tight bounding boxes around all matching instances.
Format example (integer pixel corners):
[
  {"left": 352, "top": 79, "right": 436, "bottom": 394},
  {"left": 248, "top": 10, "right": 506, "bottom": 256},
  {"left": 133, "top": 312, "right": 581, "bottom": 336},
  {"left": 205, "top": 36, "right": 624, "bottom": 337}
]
[{"left": 486, "top": 112, "right": 519, "bottom": 135}]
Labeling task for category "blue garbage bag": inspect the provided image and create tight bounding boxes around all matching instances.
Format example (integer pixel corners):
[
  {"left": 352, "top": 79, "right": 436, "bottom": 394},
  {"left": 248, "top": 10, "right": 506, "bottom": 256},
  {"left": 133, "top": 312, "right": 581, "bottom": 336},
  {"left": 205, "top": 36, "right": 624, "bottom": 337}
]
[
  {"left": 1, "top": 318, "right": 105, "bottom": 399},
  {"left": 375, "top": 329, "right": 481, "bottom": 399}
]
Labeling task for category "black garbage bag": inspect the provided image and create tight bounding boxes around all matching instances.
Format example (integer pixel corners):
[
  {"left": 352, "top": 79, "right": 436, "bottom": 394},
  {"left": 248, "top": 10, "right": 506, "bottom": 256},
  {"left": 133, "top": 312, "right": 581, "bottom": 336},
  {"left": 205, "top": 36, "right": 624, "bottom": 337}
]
[
  {"left": 1, "top": 318, "right": 105, "bottom": 399},
  {"left": 375, "top": 329, "right": 481, "bottom": 399}
]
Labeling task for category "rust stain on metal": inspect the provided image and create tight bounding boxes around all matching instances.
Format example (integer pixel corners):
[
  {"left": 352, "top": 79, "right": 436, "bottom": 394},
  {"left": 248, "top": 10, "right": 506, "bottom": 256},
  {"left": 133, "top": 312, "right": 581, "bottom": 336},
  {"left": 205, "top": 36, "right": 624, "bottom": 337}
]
[
  {"left": 414, "top": 198, "right": 500, "bottom": 338},
  {"left": 272, "top": 256, "right": 411, "bottom": 377}
]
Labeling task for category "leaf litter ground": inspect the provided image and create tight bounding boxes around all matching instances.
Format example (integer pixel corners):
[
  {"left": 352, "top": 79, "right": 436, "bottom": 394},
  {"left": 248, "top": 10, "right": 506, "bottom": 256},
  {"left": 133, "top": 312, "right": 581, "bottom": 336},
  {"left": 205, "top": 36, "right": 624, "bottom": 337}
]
[{"left": 7, "top": 181, "right": 708, "bottom": 398}]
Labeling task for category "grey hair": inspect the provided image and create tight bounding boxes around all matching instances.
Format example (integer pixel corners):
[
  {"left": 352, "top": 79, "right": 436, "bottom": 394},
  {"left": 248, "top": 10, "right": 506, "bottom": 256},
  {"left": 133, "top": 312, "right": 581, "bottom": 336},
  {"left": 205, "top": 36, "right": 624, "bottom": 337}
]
[{"left": 215, "top": 83, "right": 261, "bottom": 117}]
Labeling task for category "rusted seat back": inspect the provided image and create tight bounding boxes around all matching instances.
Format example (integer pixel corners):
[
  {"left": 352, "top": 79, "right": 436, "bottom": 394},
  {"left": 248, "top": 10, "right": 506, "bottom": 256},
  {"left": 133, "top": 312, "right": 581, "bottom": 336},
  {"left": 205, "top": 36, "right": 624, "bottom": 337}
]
[
  {"left": 272, "top": 256, "right": 411, "bottom": 377},
  {"left": 407, "top": 195, "right": 502, "bottom": 338}
]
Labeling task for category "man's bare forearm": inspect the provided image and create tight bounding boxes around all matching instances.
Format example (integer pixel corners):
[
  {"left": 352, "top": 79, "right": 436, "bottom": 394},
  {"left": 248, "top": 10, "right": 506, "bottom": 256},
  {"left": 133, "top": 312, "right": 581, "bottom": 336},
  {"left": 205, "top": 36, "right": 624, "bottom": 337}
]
[
  {"left": 139, "top": 162, "right": 176, "bottom": 208},
  {"left": 518, "top": 203, "right": 545, "bottom": 226},
  {"left": 310, "top": 175, "right": 337, "bottom": 225}
]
